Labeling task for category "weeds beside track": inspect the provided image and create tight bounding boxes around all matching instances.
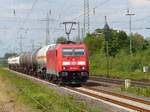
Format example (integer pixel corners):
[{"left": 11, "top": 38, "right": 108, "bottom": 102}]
[{"left": 0, "top": 68, "right": 101, "bottom": 112}]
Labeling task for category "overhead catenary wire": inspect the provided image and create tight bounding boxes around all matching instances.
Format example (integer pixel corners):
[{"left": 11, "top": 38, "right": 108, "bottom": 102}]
[
  {"left": 13, "top": 0, "right": 150, "bottom": 41},
  {"left": 15, "top": 0, "right": 149, "bottom": 35},
  {"left": 8, "top": 0, "right": 150, "bottom": 34}
]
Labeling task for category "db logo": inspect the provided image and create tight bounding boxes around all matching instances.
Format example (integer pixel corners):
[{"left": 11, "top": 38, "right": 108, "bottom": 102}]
[{"left": 71, "top": 62, "right": 76, "bottom": 65}]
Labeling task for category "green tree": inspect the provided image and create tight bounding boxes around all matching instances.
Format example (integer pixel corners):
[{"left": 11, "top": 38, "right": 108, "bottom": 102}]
[
  {"left": 56, "top": 37, "right": 68, "bottom": 44},
  {"left": 84, "top": 29, "right": 149, "bottom": 57},
  {"left": 132, "top": 33, "right": 149, "bottom": 52},
  {"left": 4, "top": 53, "right": 17, "bottom": 59},
  {"left": 83, "top": 32, "right": 104, "bottom": 55},
  {"left": 117, "top": 31, "right": 129, "bottom": 49},
  {"left": 104, "top": 29, "right": 129, "bottom": 56}
]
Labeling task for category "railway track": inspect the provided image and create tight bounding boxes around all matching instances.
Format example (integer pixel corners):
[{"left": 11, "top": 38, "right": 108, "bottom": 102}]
[
  {"left": 70, "top": 86, "right": 150, "bottom": 112},
  {"left": 8, "top": 69, "right": 150, "bottom": 112},
  {"left": 90, "top": 76, "right": 150, "bottom": 87}
]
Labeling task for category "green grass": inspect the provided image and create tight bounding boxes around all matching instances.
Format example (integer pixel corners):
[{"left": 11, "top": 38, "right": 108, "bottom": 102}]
[
  {"left": 89, "top": 53, "right": 150, "bottom": 80},
  {"left": 90, "top": 68, "right": 150, "bottom": 80},
  {"left": 0, "top": 60, "right": 7, "bottom": 67},
  {"left": 0, "top": 68, "right": 101, "bottom": 112},
  {"left": 120, "top": 86, "right": 150, "bottom": 97}
]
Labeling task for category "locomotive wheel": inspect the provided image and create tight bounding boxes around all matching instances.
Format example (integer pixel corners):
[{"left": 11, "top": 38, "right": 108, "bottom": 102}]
[
  {"left": 46, "top": 74, "right": 52, "bottom": 81},
  {"left": 41, "top": 71, "right": 45, "bottom": 79},
  {"left": 58, "top": 79, "right": 65, "bottom": 86},
  {"left": 37, "top": 72, "right": 41, "bottom": 78},
  {"left": 52, "top": 75, "right": 58, "bottom": 84}
]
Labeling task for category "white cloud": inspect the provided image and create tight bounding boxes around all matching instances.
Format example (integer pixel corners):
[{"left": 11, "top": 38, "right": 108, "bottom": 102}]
[{"left": 129, "top": 0, "right": 150, "bottom": 6}]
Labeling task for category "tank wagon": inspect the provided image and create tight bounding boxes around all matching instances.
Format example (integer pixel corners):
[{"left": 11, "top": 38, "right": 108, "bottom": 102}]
[
  {"left": 8, "top": 43, "right": 89, "bottom": 85},
  {"left": 8, "top": 56, "right": 20, "bottom": 70}
]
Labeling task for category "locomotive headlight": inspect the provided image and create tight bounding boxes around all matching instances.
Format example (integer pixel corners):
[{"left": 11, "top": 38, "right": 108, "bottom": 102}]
[
  {"left": 78, "top": 61, "right": 86, "bottom": 65},
  {"left": 62, "top": 66, "right": 66, "bottom": 70},
  {"left": 81, "top": 66, "right": 85, "bottom": 70}
]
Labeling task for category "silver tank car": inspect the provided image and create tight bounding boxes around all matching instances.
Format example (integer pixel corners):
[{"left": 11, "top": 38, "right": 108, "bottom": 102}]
[
  {"left": 35, "top": 44, "right": 56, "bottom": 67},
  {"left": 20, "top": 52, "right": 32, "bottom": 65}
]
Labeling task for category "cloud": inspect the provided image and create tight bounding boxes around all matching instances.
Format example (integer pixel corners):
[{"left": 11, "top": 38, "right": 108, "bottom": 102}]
[
  {"left": 12, "top": 3, "right": 32, "bottom": 10},
  {"left": 129, "top": 0, "right": 150, "bottom": 6}
]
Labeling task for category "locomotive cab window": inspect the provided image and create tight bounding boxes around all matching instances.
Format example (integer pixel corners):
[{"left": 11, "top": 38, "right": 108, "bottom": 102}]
[
  {"left": 74, "top": 48, "right": 85, "bottom": 56},
  {"left": 62, "top": 48, "right": 73, "bottom": 56}
]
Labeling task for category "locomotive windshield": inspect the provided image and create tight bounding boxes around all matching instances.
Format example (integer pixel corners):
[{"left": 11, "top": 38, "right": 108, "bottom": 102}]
[
  {"left": 62, "top": 48, "right": 85, "bottom": 56},
  {"left": 74, "top": 48, "right": 85, "bottom": 56},
  {"left": 62, "top": 48, "right": 73, "bottom": 56}
]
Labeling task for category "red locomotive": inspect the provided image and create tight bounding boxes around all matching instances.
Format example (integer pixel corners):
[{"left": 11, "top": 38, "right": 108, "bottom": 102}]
[{"left": 8, "top": 43, "right": 89, "bottom": 85}]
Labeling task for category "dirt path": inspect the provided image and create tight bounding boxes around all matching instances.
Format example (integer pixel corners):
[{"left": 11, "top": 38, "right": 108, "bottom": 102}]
[{"left": 0, "top": 77, "right": 29, "bottom": 112}]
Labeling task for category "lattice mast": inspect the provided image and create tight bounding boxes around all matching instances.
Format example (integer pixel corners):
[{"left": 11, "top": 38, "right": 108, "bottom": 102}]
[{"left": 84, "top": 0, "right": 90, "bottom": 37}]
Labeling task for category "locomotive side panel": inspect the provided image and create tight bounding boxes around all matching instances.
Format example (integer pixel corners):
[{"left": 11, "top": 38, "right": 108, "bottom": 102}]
[{"left": 46, "top": 49, "right": 57, "bottom": 75}]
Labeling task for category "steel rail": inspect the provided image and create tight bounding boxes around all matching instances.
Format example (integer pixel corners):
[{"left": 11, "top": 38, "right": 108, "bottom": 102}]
[
  {"left": 90, "top": 76, "right": 150, "bottom": 87},
  {"left": 68, "top": 87, "right": 150, "bottom": 112},
  {"left": 82, "top": 85, "right": 150, "bottom": 105}
]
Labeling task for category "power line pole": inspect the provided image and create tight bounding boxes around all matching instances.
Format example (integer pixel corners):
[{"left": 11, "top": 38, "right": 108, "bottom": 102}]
[
  {"left": 18, "top": 35, "right": 26, "bottom": 53},
  {"left": 46, "top": 10, "right": 51, "bottom": 45},
  {"left": 84, "top": 0, "right": 90, "bottom": 37},
  {"left": 45, "top": 13, "right": 49, "bottom": 45},
  {"left": 41, "top": 10, "right": 51, "bottom": 46},
  {"left": 81, "top": 28, "right": 84, "bottom": 39},
  {"left": 77, "top": 22, "right": 80, "bottom": 41},
  {"left": 31, "top": 40, "right": 35, "bottom": 51},
  {"left": 104, "top": 16, "right": 110, "bottom": 77},
  {"left": 126, "top": 9, "right": 135, "bottom": 55}
]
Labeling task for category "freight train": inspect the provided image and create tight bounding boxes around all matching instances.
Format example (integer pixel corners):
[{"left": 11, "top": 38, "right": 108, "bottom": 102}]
[{"left": 8, "top": 43, "right": 89, "bottom": 85}]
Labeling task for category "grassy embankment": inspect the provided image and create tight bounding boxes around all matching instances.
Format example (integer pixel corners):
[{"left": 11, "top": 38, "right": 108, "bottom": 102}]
[
  {"left": 120, "top": 86, "right": 150, "bottom": 98},
  {"left": 0, "top": 68, "right": 101, "bottom": 112}
]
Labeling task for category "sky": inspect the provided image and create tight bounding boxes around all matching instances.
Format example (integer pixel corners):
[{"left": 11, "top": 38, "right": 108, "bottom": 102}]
[{"left": 0, "top": 0, "right": 150, "bottom": 57}]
